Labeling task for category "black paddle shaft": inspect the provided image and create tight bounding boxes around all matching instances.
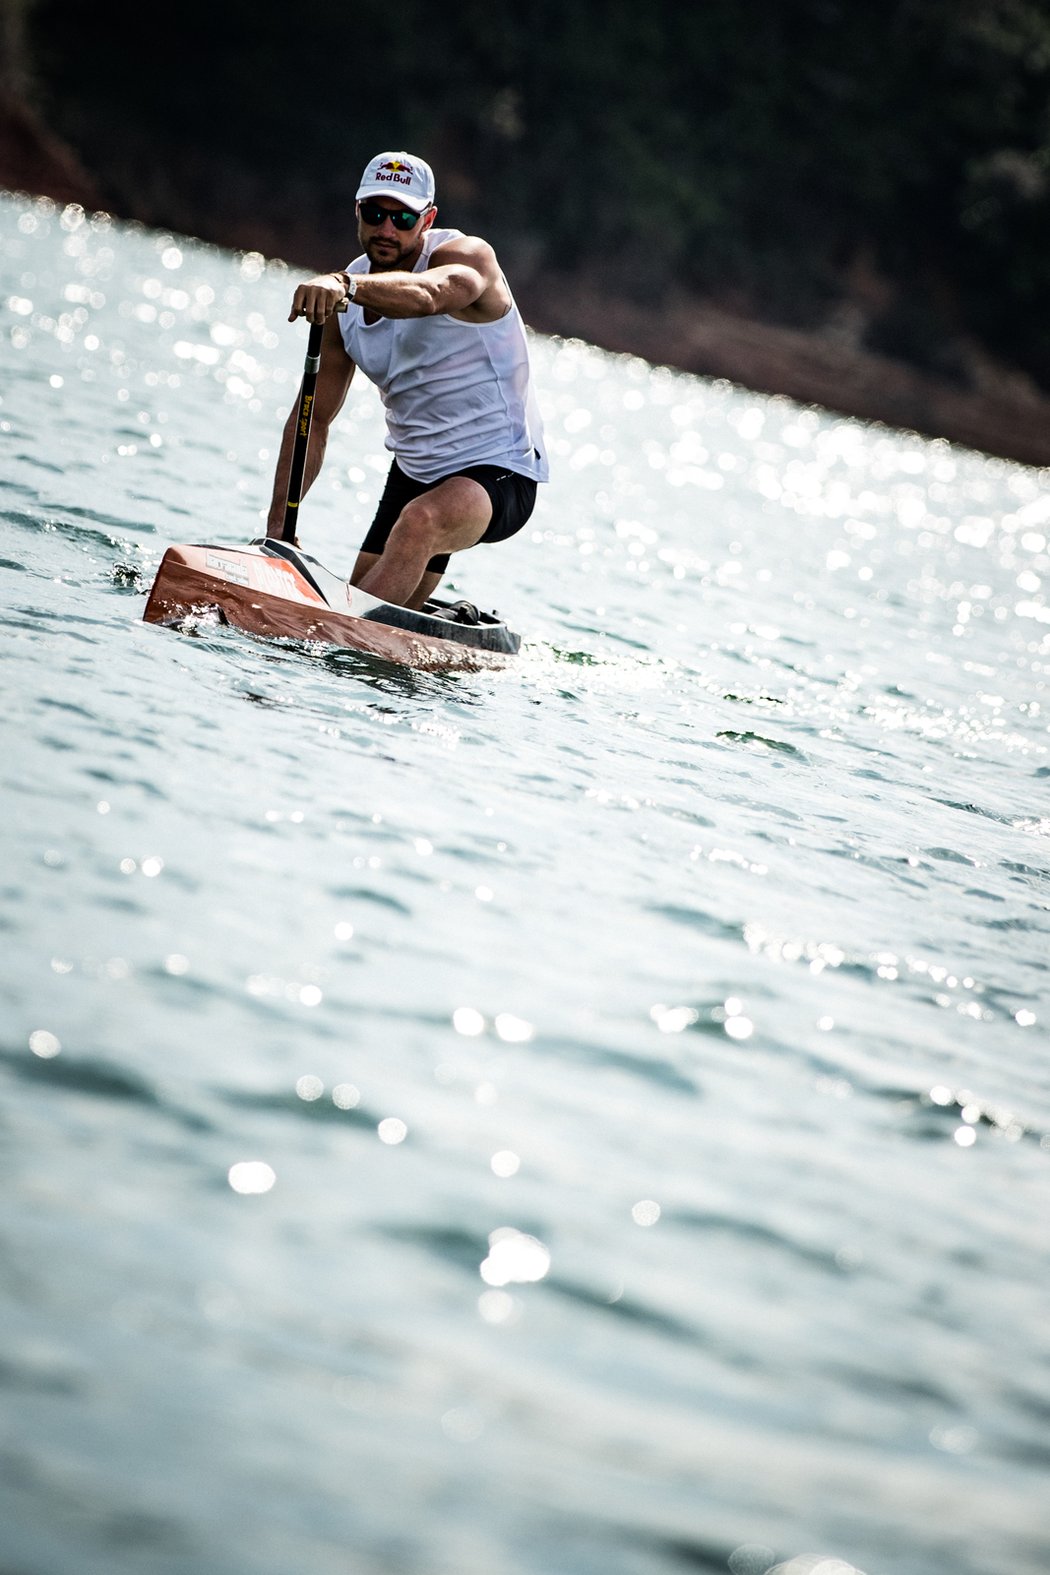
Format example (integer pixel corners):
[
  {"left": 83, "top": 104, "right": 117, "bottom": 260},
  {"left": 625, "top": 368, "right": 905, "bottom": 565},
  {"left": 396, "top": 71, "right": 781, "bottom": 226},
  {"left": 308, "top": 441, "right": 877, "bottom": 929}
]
[{"left": 281, "top": 321, "right": 325, "bottom": 543}]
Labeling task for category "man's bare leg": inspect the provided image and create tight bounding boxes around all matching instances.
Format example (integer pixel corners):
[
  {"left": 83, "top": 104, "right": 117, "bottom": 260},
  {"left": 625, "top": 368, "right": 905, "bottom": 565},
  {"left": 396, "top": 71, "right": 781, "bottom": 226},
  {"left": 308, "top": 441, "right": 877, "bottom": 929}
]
[
  {"left": 350, "top": 551, "right": 442, "bottom": 610},
  {"left": 355, "top": 477, "right": 492, "bottom": 608}
]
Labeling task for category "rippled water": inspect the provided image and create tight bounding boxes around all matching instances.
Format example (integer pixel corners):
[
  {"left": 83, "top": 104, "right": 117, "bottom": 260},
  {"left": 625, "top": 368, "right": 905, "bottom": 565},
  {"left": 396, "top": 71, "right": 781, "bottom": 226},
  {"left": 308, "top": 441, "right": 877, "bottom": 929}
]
[{"left": 2, "top": 190, "right": 1049, "bottom": 1575}]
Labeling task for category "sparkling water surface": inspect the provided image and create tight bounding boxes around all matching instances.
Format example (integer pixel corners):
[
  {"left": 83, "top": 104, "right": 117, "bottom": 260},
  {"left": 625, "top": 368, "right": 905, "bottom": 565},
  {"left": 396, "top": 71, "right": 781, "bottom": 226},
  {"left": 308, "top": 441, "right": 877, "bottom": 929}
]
[{"left": 2, "top": 191, "right": 1049, "bottom": 1575}]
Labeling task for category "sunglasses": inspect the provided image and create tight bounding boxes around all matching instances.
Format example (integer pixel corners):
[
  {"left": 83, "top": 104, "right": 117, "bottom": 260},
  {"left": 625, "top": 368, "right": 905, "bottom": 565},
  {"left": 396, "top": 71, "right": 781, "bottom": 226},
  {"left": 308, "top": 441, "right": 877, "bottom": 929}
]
[{"left": 358, "top": 200, "right": 425, "bottom": 231}]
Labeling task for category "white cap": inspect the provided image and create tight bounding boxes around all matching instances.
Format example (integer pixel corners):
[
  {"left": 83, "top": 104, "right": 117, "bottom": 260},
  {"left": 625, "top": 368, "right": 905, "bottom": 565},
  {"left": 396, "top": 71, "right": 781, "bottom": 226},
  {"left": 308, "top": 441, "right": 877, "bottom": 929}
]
[{"left": 356, "top": 152, "right": 436, "bottom": 213}]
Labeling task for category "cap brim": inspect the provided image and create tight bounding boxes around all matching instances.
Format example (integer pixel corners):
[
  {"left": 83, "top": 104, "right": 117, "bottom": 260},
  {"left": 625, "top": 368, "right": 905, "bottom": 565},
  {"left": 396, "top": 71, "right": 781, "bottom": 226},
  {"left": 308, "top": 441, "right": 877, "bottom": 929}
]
[{"left": 355, "top": 185, "right": 432, "bottom": 212}]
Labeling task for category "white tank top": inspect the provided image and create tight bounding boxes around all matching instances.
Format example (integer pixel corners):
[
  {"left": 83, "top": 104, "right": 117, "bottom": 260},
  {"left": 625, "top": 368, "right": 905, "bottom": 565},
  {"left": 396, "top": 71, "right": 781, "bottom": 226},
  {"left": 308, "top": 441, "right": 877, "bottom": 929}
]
[{"left": 337, "top": 228, "right": 548, "bottom": 485}]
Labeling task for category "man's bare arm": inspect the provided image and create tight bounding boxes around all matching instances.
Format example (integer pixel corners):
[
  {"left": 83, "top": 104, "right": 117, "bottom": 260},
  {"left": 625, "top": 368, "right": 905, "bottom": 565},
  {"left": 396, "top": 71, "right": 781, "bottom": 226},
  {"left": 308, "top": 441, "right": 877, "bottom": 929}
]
[
  {"left": 265, "top": 314, "right": 354, "bottom": 536},
  {"left": 290, "top": 237, "right": 512, "bottom": 325}
]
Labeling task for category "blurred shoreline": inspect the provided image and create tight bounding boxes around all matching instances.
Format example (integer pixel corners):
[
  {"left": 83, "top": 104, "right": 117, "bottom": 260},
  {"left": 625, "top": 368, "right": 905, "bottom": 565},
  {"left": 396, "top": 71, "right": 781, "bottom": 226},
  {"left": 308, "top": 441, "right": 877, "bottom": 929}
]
[{"left": 4, "top": 97, "right": 1049, "bottom": 469}]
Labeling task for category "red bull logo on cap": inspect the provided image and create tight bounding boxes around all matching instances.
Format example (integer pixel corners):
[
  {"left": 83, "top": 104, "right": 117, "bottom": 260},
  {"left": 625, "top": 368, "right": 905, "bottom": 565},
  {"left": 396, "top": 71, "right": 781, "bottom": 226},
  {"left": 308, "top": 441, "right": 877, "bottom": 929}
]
[{"left": 376, "top": 159, "right": 415, "bottom": 186}]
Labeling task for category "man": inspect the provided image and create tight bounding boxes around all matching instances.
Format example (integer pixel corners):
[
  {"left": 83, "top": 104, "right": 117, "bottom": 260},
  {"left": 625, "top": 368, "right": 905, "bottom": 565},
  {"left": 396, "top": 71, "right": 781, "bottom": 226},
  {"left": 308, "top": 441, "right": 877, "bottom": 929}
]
[{"left": 266, "top": 151, "right": 548, "bottom": 611}]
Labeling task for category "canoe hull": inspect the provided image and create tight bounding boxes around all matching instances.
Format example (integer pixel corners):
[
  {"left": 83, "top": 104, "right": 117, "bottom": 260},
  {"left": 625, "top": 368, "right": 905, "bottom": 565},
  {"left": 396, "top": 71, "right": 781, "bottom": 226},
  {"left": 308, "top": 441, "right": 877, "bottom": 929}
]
[{"left": 142, "top": 543, "right": 519, "bottom": 672}]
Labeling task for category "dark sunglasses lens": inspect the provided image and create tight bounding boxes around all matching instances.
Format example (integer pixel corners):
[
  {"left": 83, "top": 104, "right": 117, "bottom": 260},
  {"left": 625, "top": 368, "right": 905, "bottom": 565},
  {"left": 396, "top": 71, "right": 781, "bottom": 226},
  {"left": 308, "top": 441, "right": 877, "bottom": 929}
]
[{"left": 361, "top": 202, "right": 419, "bottom": 230}]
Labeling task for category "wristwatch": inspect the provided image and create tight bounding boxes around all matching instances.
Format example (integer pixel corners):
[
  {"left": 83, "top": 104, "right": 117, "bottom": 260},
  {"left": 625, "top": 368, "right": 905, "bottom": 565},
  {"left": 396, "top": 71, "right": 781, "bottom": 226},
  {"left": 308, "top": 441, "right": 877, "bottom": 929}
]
[{"left": 333, "top": 270, "right": 357, "bottom": 310}]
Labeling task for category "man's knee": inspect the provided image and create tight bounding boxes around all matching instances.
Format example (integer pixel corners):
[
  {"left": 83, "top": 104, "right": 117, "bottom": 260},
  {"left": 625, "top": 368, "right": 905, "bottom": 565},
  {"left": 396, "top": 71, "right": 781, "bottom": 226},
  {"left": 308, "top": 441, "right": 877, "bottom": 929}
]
[{"left": 389, "top": 496, "right": 446, "bottom": 554}]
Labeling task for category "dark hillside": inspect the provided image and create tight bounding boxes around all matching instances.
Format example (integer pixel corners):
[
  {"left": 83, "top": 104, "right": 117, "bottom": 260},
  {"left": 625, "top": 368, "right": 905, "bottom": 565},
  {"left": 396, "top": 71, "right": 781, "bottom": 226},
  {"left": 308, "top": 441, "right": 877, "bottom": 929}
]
[{"left": 7, "top": 0, "right": 1050, "bottom": 463}]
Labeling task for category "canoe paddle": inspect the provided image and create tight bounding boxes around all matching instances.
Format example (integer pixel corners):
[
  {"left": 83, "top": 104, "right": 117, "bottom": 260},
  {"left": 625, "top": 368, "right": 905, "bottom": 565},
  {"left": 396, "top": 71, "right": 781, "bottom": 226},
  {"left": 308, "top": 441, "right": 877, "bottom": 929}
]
[{"left": 281, "top": 321, "right": 324, "bottom": 543}]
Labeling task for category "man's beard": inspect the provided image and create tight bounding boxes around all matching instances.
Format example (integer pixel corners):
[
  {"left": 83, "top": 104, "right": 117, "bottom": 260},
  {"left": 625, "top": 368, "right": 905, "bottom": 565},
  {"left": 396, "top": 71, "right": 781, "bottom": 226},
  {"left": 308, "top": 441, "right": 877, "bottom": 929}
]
[{"left": 361, "top": 231, "right": 414, "bottom": 271}]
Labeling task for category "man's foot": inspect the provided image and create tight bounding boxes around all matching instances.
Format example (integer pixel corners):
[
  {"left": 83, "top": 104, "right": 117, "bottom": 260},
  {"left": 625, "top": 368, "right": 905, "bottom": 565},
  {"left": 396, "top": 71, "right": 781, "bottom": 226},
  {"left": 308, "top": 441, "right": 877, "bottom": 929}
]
[{"left": 447, "top": 599, "right": 481, "bottom": 625}]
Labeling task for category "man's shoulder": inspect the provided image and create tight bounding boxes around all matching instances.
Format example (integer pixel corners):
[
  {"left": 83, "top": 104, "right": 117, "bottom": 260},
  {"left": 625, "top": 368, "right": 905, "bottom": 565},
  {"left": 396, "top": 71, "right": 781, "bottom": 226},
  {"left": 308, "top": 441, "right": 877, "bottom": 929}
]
[
  {"left": 426, "top": 229, "right": 511, "bottom": 320},
  {"left": 429, "top": 230, "right": 496, "bottom": 264}
]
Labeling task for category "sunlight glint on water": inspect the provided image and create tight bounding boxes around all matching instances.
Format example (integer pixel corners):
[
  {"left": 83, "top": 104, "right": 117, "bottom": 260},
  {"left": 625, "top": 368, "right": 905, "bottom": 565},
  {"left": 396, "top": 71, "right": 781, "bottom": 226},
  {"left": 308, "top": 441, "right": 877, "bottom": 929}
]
[{"left": 2, "top": 191, "right": 1049, "bottom": 1575}]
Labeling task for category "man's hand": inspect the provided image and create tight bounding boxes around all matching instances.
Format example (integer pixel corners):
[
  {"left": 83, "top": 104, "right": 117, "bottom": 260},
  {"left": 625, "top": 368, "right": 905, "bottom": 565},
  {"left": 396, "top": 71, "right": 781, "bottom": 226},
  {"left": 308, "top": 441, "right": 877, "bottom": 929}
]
[{"left": 288, "top": 273, "right": 349, "bottom": 324}]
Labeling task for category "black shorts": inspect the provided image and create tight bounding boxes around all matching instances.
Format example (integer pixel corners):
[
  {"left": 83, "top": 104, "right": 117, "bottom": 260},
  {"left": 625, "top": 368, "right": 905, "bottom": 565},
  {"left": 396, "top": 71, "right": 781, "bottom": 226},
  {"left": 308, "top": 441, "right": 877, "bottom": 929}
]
[{"left": 359, "top": 459, "right": 538, "bottom": 575}]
